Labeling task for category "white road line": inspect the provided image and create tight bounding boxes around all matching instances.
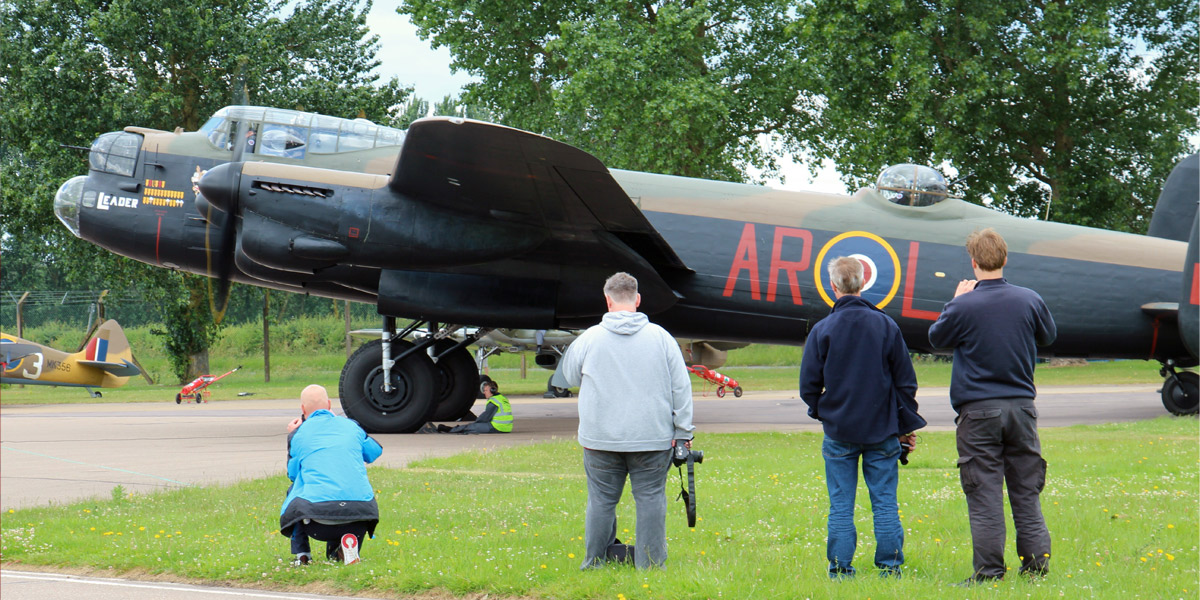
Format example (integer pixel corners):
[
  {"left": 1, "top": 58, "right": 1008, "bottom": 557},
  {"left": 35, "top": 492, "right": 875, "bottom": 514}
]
[{"left": 0, "top": 570, "right": 367, "bottom": 599}]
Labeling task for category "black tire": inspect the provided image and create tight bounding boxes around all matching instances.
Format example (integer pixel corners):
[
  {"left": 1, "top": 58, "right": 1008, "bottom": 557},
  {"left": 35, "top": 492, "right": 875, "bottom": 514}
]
[
  {"left": 338, "top": 339, "right": 437, "bottom": 433},
  {"left": 546, "top": 375, "right": 571, "bottom": 398},
  {"left": 716, "top": 386, "right": 726, "bottom": 398},
  {"left": 195, "top": 393, "right": 203, "bottom": 403},
  {"left": 430, "top": 340, "right": 479, "bottom": 422},
  {"left": 176, "top": 393, "right": 182, "bottom": 404},
  {"left": 1162, "top": 370, "right": 1199, "bottom": 416},
  {"left": 95, "top": 391, "right": 102, "bottom": 398},
  {"left": 477, "top": 374, "right": 494, "bottom": 399},
  {"left": 733, "top": 386, "right": 743, "bottom": 398}
]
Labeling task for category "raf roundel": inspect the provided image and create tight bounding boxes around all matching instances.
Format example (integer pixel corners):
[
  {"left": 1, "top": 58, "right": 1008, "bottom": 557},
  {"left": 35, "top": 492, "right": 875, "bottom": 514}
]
[{"left": 814, "top": 231, "right": 901, "bottom": 308}]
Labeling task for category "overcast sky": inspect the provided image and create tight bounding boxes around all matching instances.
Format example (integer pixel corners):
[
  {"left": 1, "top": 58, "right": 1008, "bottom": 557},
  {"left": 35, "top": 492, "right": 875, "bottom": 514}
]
[{"left": 364, "top": 4, "right": 849, "bottom": 194}]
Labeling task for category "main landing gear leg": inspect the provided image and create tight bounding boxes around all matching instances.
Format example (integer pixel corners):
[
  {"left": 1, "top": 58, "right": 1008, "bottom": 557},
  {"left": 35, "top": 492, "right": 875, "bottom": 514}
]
[{"left": 1158, "top": 360, "right": 1199, "bottom": 416}]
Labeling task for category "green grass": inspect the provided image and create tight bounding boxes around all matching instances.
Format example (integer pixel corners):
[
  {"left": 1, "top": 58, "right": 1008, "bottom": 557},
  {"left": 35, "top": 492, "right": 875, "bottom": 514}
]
[{"left": 2, "top": 418, "right": 1196, "bottom": 599}]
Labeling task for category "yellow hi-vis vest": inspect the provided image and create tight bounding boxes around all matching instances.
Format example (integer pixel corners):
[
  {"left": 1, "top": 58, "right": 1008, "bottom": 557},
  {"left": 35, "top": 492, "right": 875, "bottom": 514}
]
[{"left": 490, "top": 393, "right": 513, "bottom": 433}]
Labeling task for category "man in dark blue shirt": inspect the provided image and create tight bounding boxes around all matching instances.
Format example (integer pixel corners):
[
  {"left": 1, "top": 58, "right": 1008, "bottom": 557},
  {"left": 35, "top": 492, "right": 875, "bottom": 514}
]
[
  {"left": 928, "top": 228, "right": 1057, "bottom": 585},
  {"left": 800, "top": 256, "right": 920, "bottom": 579}
]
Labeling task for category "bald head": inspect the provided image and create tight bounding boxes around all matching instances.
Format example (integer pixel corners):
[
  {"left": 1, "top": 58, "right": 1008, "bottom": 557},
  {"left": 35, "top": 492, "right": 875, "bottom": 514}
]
[{"left": 300, "top": 384, "right": 331, "bottom": 417}]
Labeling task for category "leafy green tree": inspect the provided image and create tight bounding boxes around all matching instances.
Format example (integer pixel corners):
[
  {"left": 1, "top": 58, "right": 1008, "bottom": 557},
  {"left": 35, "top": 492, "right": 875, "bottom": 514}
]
[
  {"left": 432, "top": 95, "right": 496, "bottom": 122},
  {"left": 2, "top": 0, "right": 409, "bottom": 380},
  {"left": 394, "top": 97, "right": 431, "bottom": 129},
  {"left": 401, "top": 0, "right": 805, "bottom": 181},
  {"left": 787, "top": 0, "right": 1199, "bottom": 231}
]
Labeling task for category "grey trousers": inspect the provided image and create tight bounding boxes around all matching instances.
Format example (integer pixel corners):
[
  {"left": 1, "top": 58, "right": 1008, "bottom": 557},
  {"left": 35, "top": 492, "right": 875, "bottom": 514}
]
[
  {"left": 581, "top": 448, "right": 673, "bottom": 569},
  {"left": 956, "top": 398, "right": 1051, "bottom": 578}
]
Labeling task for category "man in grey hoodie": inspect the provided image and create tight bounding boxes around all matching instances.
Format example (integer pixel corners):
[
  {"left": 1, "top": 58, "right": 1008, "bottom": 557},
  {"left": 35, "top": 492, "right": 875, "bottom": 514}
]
[{"left": 558, "top": 272, "right": 694, "bottom": 569}]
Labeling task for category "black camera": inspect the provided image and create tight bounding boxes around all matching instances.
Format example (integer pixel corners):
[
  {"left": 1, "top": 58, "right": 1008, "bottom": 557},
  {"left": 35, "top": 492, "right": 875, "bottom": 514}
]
[{"left": 672, "top": 444, "right": 703, "bottom": 467}]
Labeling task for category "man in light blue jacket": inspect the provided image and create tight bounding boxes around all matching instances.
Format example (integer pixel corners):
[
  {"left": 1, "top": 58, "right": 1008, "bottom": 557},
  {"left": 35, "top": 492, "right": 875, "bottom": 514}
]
[
  {"left": 559, "top": 272, "right": 694, "bottom": 569},
  {"left": 280, "top": 385, "right": 382, "bottom": 565}
]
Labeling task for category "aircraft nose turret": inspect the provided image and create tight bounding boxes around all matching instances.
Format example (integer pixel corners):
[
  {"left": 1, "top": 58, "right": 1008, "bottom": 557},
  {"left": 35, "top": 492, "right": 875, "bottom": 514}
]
[{"left": 198, "top": 162, "right": 241, "bottom": 214}]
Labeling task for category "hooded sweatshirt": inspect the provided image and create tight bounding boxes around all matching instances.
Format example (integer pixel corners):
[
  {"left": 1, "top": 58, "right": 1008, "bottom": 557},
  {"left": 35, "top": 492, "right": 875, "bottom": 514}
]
[{"left": 559, "top": 311, "right": 694, "bottom": 451}]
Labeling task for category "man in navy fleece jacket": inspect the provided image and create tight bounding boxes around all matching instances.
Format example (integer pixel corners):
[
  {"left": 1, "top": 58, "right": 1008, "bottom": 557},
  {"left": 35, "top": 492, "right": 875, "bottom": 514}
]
[
  {"left": 800, "top": 256, "right": 919, "bottom": 578},
  {"left": 929, "top": 228, "right": 1056, "bottom": 585}
]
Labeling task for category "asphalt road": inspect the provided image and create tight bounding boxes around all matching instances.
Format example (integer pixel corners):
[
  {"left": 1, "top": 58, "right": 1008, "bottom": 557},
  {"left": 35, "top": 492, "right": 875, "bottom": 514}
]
[{"left": 0, "top": 383, "right": 1172, "bottom": 599}]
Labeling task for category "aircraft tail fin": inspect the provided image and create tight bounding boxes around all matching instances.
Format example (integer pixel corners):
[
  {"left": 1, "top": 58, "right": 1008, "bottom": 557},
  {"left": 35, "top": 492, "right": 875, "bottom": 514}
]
[
  {"left": 77, "top": 320, "right": 140, "bottom": 377},
  {"left": 1181, "top": 214, "right": 1198, "bottom": 360},
  {"left": 1148, "top": 153, "right": 1198, "bottom": 242}
]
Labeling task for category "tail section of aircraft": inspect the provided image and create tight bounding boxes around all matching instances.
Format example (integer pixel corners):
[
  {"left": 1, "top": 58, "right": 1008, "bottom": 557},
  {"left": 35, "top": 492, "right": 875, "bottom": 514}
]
[
  {"left": 1181, "top": 216, "right": 1198, "bottom": 359},
  {"left": 1147, "top": 153, "right": 1198, "bottom": 243},
  {"left": 77, "top": 320, "right": 140, "bottom": 378}
]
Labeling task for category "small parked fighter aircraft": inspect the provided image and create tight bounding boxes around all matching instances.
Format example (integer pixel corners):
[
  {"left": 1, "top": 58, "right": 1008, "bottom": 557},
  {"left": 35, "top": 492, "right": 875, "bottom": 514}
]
[
  {"left": 53, "top": 106, "right": 1199, "bottom": 431},
  {"left": 1, "top": 320, "right": 140, "bottom": 397}
]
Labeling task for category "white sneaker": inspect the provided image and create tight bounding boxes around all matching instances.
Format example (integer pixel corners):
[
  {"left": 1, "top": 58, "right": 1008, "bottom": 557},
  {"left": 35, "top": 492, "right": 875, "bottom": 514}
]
[{"left": 340, "top": 533, "right": 360, "bottom": 565}]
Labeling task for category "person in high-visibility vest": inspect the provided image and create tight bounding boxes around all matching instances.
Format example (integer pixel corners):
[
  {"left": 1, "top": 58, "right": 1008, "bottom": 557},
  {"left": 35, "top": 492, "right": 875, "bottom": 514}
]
[{"left": 438, "top": 380, "right": 512, "bottom": 434}]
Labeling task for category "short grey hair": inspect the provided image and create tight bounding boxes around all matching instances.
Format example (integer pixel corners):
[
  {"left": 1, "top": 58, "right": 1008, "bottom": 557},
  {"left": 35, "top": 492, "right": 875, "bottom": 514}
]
[
  {"left": 603, "top": 272, "right": 638, "bottom": 304},
  {"left": 828, "top": 256, "right": 863, "bottom": 295}
]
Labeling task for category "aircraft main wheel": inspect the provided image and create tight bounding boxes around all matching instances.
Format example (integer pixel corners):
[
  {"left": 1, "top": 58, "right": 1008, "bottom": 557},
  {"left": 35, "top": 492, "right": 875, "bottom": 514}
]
[
  {"left": 176, "top": 393, "right": 182, "bottom": 404},
  {"left": 733, "top": 386, "right": 743, "bottom": 398},
  {"left": 545, "top": 375, "right": 571, "bottom": 398},
  {"left": 1161, "top": 370, "right": 1199, "bottom": 416},
  {"left": 339, "top": 339, "right": 437, "bottom": 433},
  {"left": 716, "top": 386, "right": 726, "bottom": 398},
  {"left": 430, "top": 340, "right": 479, "bottom": 422}
]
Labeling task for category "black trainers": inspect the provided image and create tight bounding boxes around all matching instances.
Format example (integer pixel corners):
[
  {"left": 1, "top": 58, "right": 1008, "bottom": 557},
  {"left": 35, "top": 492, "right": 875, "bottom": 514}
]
[{"left": 954, "top": 574, "right": 1003, "bottom": 587}]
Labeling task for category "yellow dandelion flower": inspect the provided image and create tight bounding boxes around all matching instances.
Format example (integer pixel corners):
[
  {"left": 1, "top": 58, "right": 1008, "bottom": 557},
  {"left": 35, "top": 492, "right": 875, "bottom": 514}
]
[
  {"left": 6, "top": 509, "right": 12, "bottom": 514},
  {"left": 510, "top": 528, "right": 517, "bottom": 532},
  {"left": 1141, "top": 557, "right": 1148, "bottom": 562},
  {"left": 175, "top": 531, "right": 181, "bottom": 534},
  {"left": 154, "top": 534, "right": 160, "bottom": 538},
  {"left": 540, "top": 564, "right": 547, "bottom": 569},
  {"left": 700, "top": 550, "right": 706, "bottom": 555},
  {"left": 159, "top": 530, "right": 165, "bottom": 534},
  {"left": 1095, "top": 561, "right": 1102, "bottom": 567},
  {"left": 1043, "top": 553, "right": 1050, "bottom": 557},
  {"left": 643, "top": 584, "right": 650, "bottom": 588},
  {"left": 396, "top": 530, "right": 402, "bottom": 535},
  {"left": 1168, "top": 524, "right": 1175, "bottom": 529},
  {"left": 90, "top": 527, "right": 96, "bottom": 531},
  {"left": 139, "top": 526, "right": 145, "bottom": 531},
  {"left": 1167, "top": 554, "right": 1175, "bottom": 561},
  {"left": 103, "top": 531, "right": 113, "bottom": 536},
  {"left": 568, "top": 553, "right": 576, "bottom": 559},
  {"left": 935, "top": 538, "right": 942, "bottom": 543}
]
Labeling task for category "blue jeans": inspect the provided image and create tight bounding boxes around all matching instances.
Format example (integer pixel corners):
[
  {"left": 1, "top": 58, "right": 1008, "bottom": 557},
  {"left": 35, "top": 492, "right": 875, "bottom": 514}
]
[
  {"left": 581, "top": 448, "right": 673, "bottom": 569},
  {"left": 822, "top": 436, "right": 904, "bottom": 576}
]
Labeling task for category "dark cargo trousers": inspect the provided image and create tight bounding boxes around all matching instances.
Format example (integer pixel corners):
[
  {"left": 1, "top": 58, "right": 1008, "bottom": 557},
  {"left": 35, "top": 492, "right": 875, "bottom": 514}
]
[{"left": 955, "top": 398, "right": 1051, "bottom": 579}]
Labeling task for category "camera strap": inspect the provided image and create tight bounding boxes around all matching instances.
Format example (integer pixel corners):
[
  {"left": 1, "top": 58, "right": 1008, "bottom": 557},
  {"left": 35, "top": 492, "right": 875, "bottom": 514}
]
[{"left": 675, "top": 455, "right": 697, "bottom": 528}]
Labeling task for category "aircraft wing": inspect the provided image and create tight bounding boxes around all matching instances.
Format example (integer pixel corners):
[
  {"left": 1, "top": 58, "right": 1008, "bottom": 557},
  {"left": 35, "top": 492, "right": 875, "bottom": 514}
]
[
  {"left": 389, "top": 117, "right": 689, "bottom": 275},
  {"left": 77, "top": 359, "right": 141, "bottom": 377}
]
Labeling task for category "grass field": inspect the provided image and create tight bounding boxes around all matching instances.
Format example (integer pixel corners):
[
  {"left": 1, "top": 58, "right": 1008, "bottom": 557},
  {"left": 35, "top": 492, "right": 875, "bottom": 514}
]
[{"left": 1, "top": 417, "right": 1196, "bottom": 599}]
